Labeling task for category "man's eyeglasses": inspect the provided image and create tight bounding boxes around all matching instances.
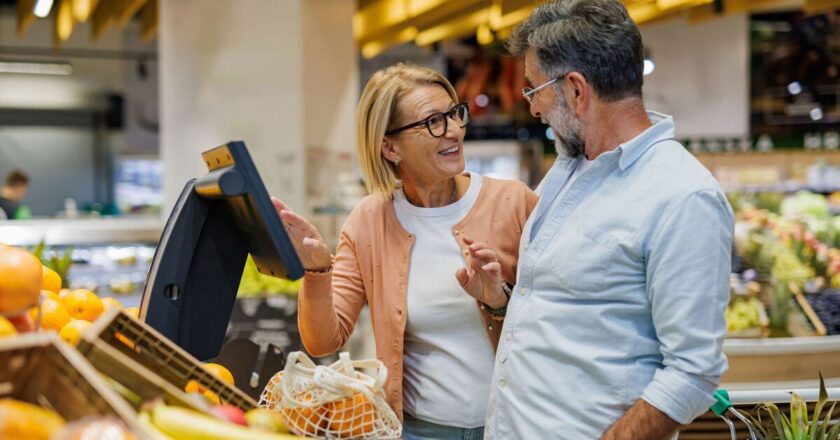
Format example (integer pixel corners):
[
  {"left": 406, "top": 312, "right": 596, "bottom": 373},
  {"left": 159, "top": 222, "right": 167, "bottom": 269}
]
[
  {"left": 386, "top": 103, "right": 469, "bottom": 138},
  {"left": 522, "top": 74, "right": 566, "bottom": 103}
]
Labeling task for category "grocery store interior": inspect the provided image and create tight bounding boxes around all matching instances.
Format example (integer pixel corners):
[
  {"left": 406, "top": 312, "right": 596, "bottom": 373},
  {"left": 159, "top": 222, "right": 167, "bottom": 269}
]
[{"left": 1, "top": 0, "right": 840, "bottom": 438}]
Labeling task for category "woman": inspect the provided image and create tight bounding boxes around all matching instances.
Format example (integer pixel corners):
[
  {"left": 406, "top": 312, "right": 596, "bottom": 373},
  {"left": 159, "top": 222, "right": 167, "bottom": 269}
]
[{"left": 274, "top": 63, "right": 537, "bottom": 439}]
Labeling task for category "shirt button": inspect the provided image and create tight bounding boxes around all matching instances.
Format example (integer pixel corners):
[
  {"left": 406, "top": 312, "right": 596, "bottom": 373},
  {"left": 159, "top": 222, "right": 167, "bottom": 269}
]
[
  {"left": 505, "top": 334, "right": 511, "bottom": 342},
  {"left": 499, "top": 379, "right": 506, "bottom": 388},
  {"left": 519, "top": 288, "right": 528, "bottom": 296}
]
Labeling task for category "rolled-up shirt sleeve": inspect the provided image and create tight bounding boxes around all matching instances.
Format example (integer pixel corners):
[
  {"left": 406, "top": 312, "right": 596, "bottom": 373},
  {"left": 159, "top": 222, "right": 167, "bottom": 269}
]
[{"left": 641, "top": 189, "right": 734, "bottom": 424}]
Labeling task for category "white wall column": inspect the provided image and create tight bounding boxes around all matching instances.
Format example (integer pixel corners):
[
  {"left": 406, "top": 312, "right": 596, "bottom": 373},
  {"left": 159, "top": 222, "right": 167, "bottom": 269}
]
[{"left": 159, "top": 0, "right": 306, "bottom": 215}]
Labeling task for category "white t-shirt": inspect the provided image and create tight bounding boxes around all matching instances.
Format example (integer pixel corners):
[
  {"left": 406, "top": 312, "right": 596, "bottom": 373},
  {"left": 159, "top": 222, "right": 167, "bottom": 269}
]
[{"left": 394, "top": 172, "right": 495, "bottom": 428}]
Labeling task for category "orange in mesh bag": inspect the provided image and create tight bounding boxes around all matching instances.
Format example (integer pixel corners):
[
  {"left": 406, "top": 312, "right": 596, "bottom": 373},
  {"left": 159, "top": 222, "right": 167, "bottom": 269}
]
[{"left": 259, "top": 352, "right": 401, "bottom": 439}]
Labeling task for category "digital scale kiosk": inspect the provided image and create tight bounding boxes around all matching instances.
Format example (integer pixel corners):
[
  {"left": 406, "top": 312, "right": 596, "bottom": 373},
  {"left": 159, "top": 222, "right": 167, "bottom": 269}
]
[{"left": 138, "top": 141, "right": 304, "bottom": 362}]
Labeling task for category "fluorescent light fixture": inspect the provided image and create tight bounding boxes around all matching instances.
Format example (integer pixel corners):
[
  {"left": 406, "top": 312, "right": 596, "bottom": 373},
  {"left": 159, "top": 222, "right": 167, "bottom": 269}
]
[
  {"left": 810, "top": 107, "right": 823, "bottom": 121},
  {"left": 787, "top": 81, "right": 802, "bottom": 95},
  {"left": 643, "top": 59, "right": 656, "bottom": 76},
  {"left": 34, "top": 0, "right": 55, "bottom": 18},
  {"left": 0, "top": 60, "right": 73, "bottom": 75}
]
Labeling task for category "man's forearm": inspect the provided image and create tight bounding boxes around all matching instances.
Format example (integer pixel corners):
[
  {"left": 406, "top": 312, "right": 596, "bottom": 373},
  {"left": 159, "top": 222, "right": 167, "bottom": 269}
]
[{"left": 600, "top": 399, "right": 680, "bottom": 440}]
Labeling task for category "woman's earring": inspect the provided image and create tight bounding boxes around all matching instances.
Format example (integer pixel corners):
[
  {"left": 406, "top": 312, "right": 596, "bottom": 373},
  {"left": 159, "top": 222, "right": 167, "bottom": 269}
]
[{"left": 394, "top": 159, "right": 400, "bottom": 167}]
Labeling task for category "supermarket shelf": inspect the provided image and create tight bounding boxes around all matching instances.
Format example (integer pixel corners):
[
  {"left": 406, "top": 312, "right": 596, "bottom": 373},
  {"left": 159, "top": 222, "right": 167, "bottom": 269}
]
[
  {"left": 726, "top": 385, "right": 840, "bottom": 404},
  {"left": 0, "top": 217, "right": 162, "bottom": 246},
  {"left": 722, "top": 335, "right": 840, "bottom": 383},
  {"left": 724, "top": 334, "right": 840, "bottom": 355}
]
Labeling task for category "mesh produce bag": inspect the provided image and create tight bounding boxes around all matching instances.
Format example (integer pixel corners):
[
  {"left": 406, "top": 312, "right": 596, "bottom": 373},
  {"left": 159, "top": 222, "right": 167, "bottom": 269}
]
[{"left": 259, "top": 351, "right": 402, "bottom": 439}]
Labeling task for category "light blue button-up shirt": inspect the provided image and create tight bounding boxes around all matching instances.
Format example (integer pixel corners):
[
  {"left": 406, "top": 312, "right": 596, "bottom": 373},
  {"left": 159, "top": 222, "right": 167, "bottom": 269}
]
[{"left": 485, "top": 112, "right": 734, "bottom": 439}]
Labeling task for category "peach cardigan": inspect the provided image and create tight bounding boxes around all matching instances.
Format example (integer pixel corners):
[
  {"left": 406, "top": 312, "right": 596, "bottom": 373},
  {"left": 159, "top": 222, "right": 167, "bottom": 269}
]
[{"left": 298, "top": 176, "right": 538, "bottom": 420}]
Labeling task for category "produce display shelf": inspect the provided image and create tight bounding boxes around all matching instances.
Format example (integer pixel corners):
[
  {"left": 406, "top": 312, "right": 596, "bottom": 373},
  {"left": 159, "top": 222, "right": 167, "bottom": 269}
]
[
  {"left": 722, "top": 334, "right": 840, "bottom": 383},
  {"left": 76, "top": 308, "right": 258, "bottom": 412},
  {"left": 0, "top": 332, "right": 145, "bottom": 433}
]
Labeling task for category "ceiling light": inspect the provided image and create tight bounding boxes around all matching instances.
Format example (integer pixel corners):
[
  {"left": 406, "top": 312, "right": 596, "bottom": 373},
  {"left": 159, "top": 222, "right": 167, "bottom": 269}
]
[
  {"left": 0, "top": 60, "right": 73, "bottom": 75},
  {"left": 34, "top": 0, "right": 55, "bottom": 18},
  {"left": 643, "top": 59, "right": 656, "bottom": 76}
]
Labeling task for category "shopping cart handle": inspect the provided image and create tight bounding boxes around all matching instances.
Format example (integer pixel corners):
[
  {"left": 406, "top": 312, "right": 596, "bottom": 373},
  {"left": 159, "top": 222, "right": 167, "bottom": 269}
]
[{"left": 711, "top": 389, "right": 732, "bottom": 416}]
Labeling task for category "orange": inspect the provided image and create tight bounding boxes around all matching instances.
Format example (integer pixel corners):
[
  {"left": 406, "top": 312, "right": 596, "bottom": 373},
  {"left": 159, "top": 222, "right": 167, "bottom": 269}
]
[
  {"left": 41, "top": 290, "right": 61, "bottom": 303},
  {"left": 203, "top": 363, "right": 235, "bottom": 385},
  {"left": 0, "top": 316, "right": 16, "bottom": 338},
  {"left": 203, "top": 390, "right": 221, "bottom": 405},
  {"left": 41, "top": 266, "right": 61, "bottom": 293},
  {"left": 328, "top": 392, "right": 375, "bottom": 437},
  {"left": 0, "top": 246, "right": 43, "bottom": 314},
  {"left": 124, "top": 307, "right": 140, "bottom": 318},
  {"left": 58, "top": 289, "right": 73, "bottom": 300},
  {"left": 29, "top": 298, "right": 70, "bottom": 332},
  {"left": 101, "top": 297, "right": 123, "bottom": 310},
  {"left": 262, "top": 371, "right": 286, "bottom": 409},
  {"left": 281, "top": 392, "right": 328, "bottom": 436},
  {"left": 184, "top": 362, "right": 234, "bottom": 395},
  {"left": 58, "top": 319, "right": 92, "bottom": 346},
  {"left": 62, "top": 289, "right": 104, "bottom": 322}
]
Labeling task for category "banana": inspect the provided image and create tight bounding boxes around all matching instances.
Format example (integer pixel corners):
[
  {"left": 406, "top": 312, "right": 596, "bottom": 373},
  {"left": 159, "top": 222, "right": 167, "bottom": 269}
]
[{"left": 151, "top": 403, "right": 301, "bottom": 440}]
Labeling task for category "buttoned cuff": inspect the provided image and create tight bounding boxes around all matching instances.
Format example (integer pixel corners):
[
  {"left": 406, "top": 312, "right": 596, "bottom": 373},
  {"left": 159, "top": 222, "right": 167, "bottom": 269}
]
[{"left": 640, "top": 368, "right": 718, "bottom": 424}]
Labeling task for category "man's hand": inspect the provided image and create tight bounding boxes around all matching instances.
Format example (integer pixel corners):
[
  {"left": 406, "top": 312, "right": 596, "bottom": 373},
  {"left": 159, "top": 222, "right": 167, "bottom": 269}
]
[
  {"left": 454, "top": 236, "right": 507, "bottom": 309},
  {"left": 601, "top": 399, "right": 680, "bottom": 440}
]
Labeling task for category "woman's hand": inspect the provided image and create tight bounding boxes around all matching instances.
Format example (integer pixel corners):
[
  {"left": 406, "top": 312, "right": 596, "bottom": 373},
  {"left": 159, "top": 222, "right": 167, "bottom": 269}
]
[
  {"left": 271, "top": 197, "right": 332, "bottom": 272},
  {"left": 455, "top": 236, "right": 507, "bottom": 309}
]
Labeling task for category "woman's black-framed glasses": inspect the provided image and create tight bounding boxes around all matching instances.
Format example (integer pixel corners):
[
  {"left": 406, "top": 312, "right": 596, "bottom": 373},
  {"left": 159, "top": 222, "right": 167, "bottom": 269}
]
[{"left": 386, "top": 103, "right": 470, "bottom": 138}]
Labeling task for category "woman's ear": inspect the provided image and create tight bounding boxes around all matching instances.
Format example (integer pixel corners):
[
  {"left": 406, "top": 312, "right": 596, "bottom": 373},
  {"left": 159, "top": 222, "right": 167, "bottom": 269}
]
[{"left": 381, "top": 137, "right": 401, "bottom": 165}]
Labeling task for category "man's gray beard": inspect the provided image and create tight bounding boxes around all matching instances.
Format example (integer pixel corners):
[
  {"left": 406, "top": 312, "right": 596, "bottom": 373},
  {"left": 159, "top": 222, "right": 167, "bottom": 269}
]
[
  {"left": 547, "top": 99, "right": 585, "bottom": 158},
  {"left": 554, "top": 131, "right": 585, "bottom": 158}
]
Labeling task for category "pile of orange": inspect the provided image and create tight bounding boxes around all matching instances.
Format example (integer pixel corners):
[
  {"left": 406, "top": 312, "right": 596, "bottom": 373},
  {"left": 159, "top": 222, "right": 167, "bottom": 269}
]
[
  {"left": 184, "top": 362, "right": 236, "bottom": 405},
  {"left": 327, "top": 392, "right": 376, "bottom": 437},
  {"left": 0, "top": 243, "right": 128, "bottom": 345}
]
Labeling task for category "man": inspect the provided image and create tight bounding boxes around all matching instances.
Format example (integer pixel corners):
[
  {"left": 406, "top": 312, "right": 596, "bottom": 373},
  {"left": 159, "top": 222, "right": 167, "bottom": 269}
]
[
  {"left": 485, "top": 1, "right": 733, "bottom": 439},
  {"left": 0, "top": 169, "right": 32, "bottom": 220}
]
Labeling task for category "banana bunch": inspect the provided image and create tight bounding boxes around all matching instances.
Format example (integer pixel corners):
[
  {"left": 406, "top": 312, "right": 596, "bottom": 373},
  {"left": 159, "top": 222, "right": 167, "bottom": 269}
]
[{"left": 145, "top": 403, "right": 301, "bottom": 440}]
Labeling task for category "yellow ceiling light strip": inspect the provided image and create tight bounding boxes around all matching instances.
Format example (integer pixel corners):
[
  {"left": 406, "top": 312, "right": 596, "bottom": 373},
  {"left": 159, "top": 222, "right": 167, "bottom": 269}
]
[
  {"left": 354, "top": 0, "right": 410, "bottom": 43},
  {"left": 627, "top": 1, "right": 664, "bottom": 23},
  {"left": 805, "top": 0, "right": 840, "bottom": 13},
  {"left": 16, "top": 0, "right": 37, "bottom": 37},
  {"left": 54, "top": 0, "right": 74, "bottom": 46},
  {"left": 408, "top": 0, "right": 449, "bottom": 16},
  {"left": 91, "top": 0, "right": 117, "bottom": 40},
  {"left": 361, "top": 26, "right": 419, "bottom": 59},
  {"left": 72, "top": 0, "right": 97, "bottom": 22},
  {"left": 139, "top": 0, "right": 158, "bottom": 43},
  {"left": 116, "top": 0, "right": 148, "bottom": 26},
  {"left": 476, "top": 23, "right": 494, "bottom": 45},
  {"left": 414, "top": 7, "right": 490, "bottom": 47}
]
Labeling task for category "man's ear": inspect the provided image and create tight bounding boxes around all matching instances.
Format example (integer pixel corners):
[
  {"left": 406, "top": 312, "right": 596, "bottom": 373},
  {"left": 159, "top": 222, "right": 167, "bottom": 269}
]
[
  {"left": 565, "top": 72, "right": 590, "bottom": 118},
  {"left": 381, "top": 136, "right": 401, "bottom": 165}
]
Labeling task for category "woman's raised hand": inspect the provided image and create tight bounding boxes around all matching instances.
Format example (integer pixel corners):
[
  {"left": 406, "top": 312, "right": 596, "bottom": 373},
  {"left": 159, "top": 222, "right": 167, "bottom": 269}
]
[
  {"left": 271, "top": 197, "right": 332, "bottom": 272},
  {"left": 455, "top": 236, "right": 507, "bottom": 309}
]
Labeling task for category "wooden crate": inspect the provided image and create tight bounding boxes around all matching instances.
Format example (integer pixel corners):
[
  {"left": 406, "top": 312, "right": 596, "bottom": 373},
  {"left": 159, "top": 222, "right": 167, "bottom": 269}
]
[
  {"left": 76, "top": 307, "right": 257, "bottom": 412},
  {"left": 0, "top": 332, "right": 144, "bottom": 432}
]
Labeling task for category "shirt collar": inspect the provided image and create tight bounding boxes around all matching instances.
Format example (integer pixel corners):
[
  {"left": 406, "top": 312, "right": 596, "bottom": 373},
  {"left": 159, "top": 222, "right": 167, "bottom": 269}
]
[{"left": 617, "top": 111, "right": 675, "bottom": 171}]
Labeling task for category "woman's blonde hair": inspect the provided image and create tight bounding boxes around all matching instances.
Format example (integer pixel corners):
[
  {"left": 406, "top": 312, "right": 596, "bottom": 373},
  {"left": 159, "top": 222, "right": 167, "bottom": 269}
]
[{"left": 356, "top": 63, "right": 459, "bottom": 197}]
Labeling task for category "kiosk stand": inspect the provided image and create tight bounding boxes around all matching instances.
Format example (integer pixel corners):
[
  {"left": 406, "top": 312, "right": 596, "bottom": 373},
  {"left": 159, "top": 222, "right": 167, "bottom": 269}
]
[{"left": 139, "top": 141, "right": 303, "bottom": 362}]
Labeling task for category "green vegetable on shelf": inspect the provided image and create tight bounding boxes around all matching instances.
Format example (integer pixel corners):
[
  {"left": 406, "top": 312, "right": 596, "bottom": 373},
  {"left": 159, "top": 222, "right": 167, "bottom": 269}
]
[{"left": 238, "top": 255, "right": 302, "bottom": 297}]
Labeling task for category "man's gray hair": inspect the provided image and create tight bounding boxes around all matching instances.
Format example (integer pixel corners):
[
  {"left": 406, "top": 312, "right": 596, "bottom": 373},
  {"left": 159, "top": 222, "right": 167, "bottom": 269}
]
[{"left": 507, "top": 0, "right": 644, "bottom": 102}]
